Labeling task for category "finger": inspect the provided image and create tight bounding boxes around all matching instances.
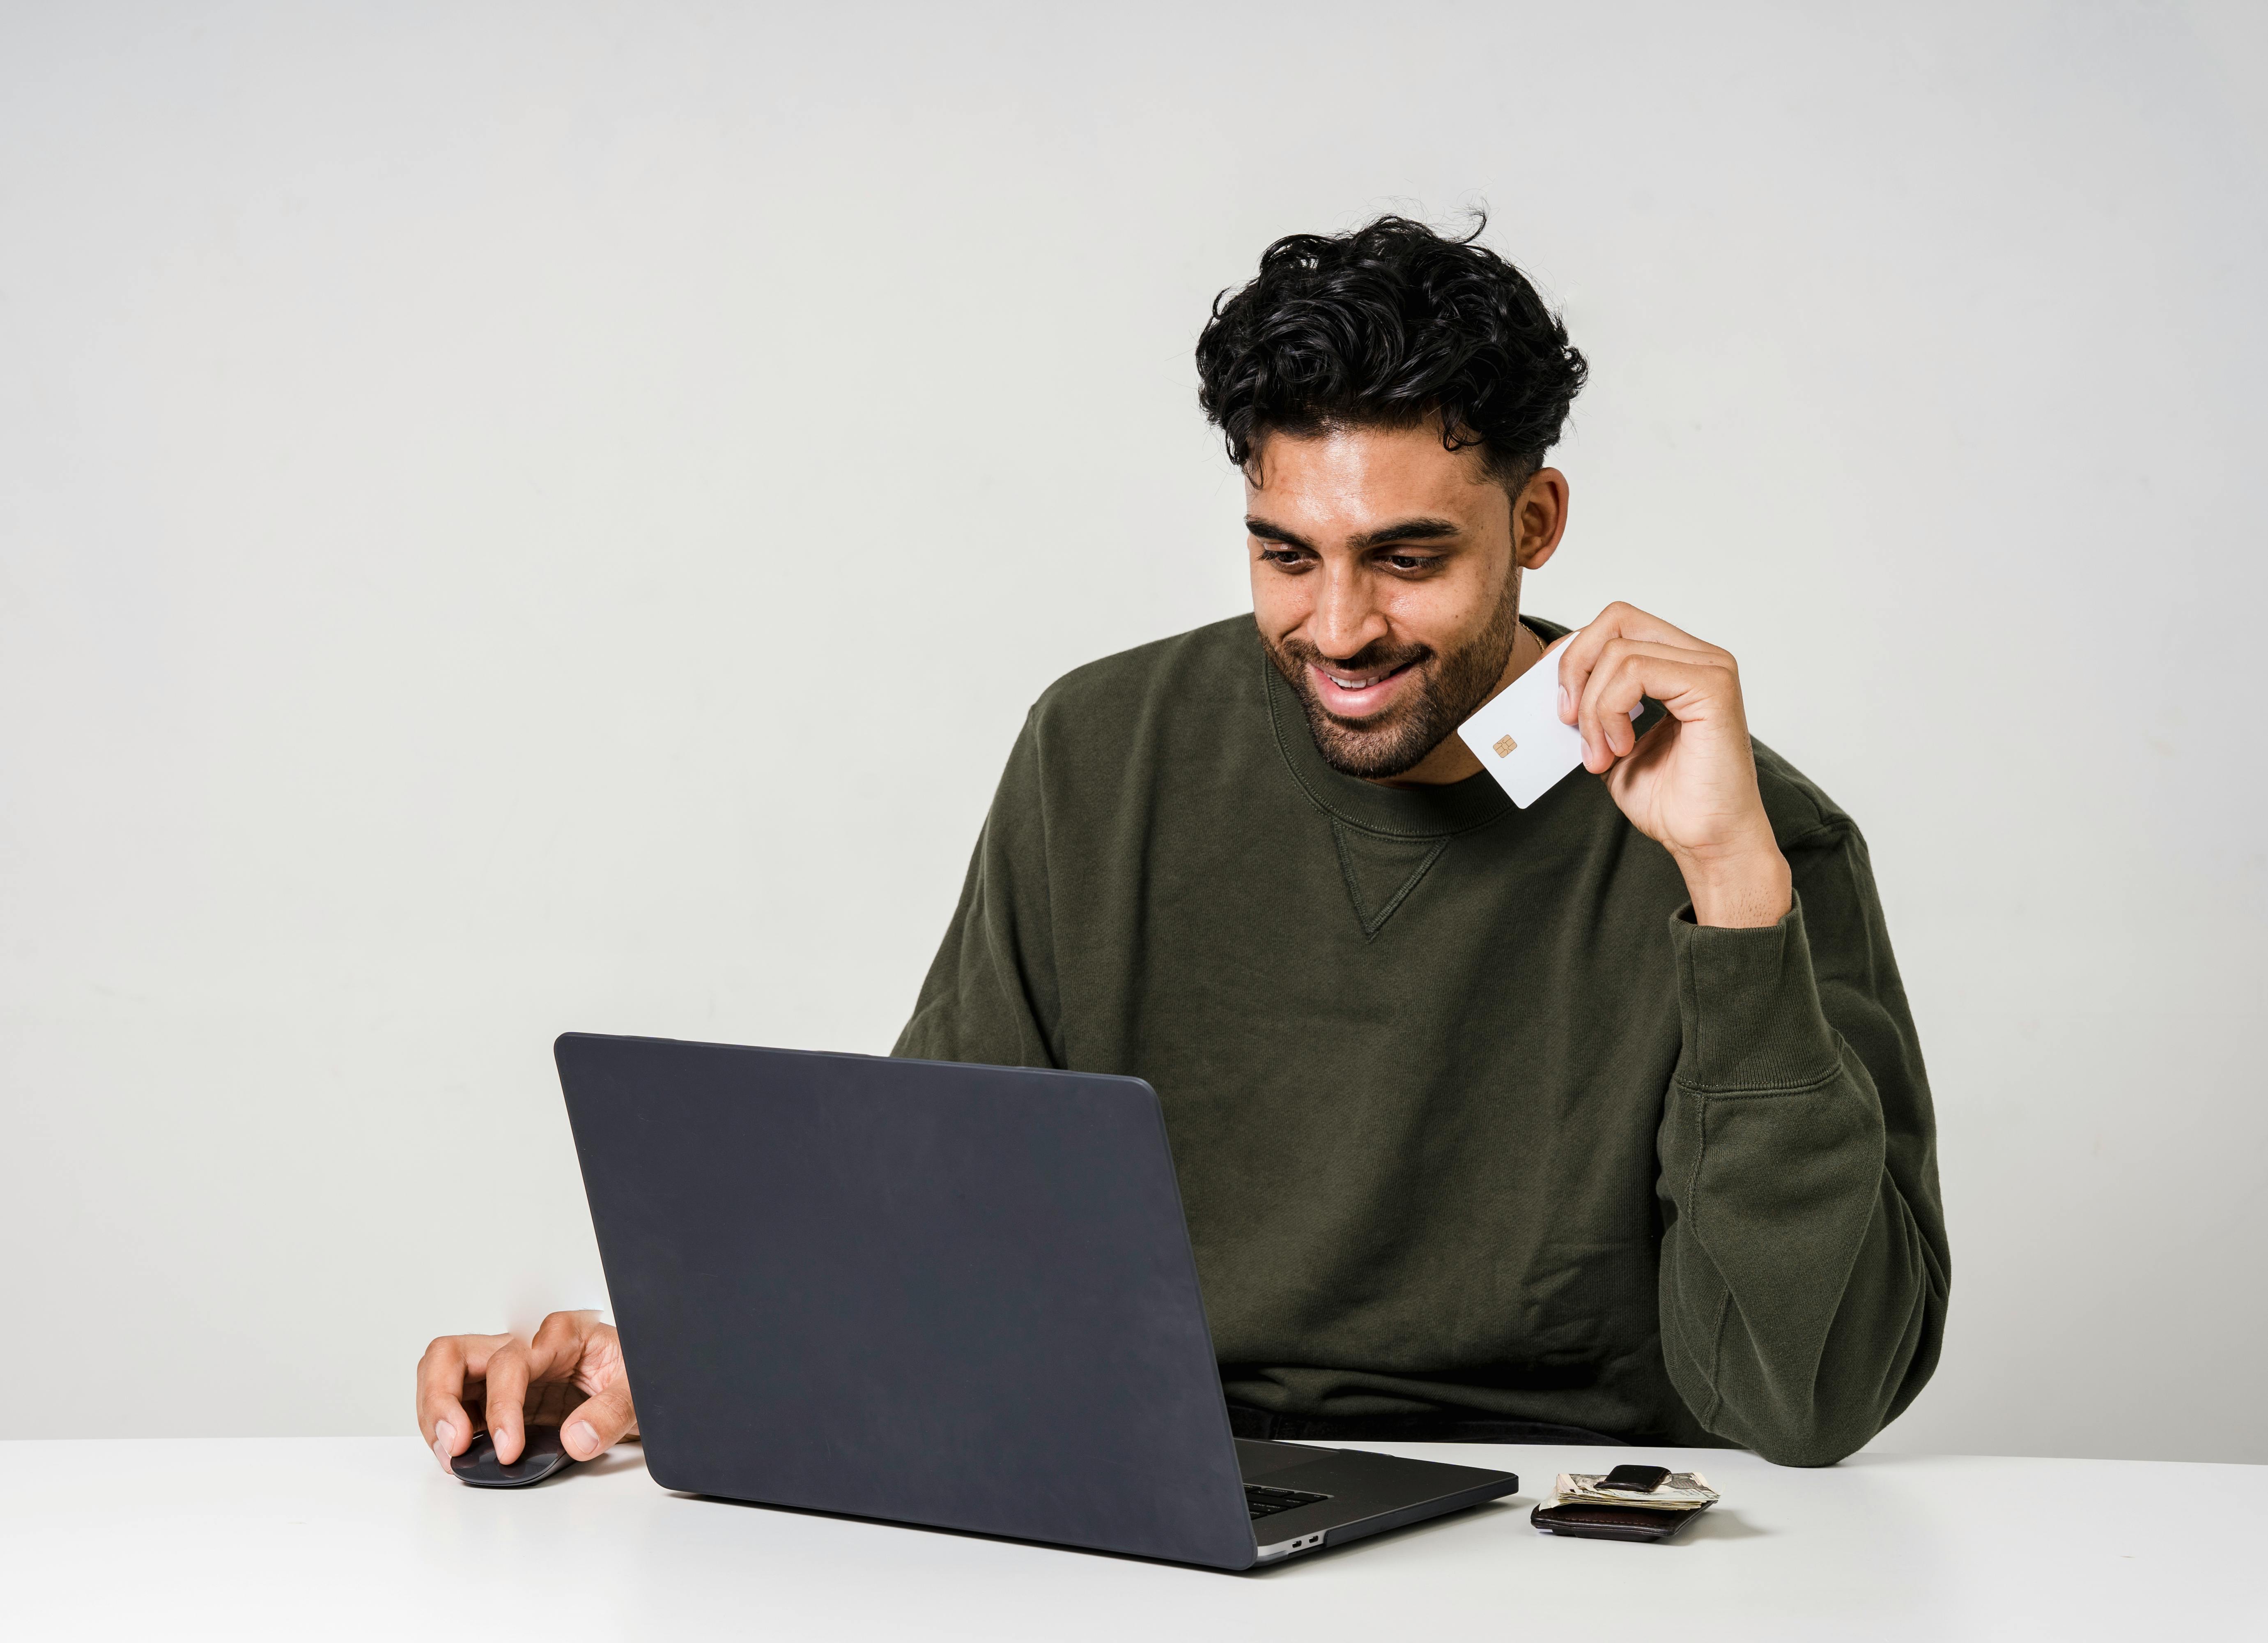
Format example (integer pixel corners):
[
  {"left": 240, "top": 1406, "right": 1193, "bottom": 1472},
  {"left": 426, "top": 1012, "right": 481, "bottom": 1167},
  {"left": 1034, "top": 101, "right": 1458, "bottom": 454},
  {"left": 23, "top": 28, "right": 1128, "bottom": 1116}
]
[
  {"left": 416, "top": 1337, "right": 474, "bottom": 1475},
  {"left": 1577, "top": 640, "right": 1729, "bottom": 770},
  {"left": 1582, "top": 646, "right": 1729, "bottom": 764},
  {"left": 481, "top": 1340, "right": 534, "bottom": 1466},
  {"left": 418, "top": 1332, "right": 514, "bottom": 1474},
  {"left": 561, "top": 1376, "right": 637, "bottom": 1461},
  {"left": 1553, "top": 628, "right": 1600, "bottom": 727},
  {"left": 1581, "top": 600, "right": 1721, "bottom": 656},
  {"left": 1577, "top": 643, "right": 1643, "bottom": 770},
  {"left": 1556, "top": 604, "right": 1728, "bottom": 726},
  {"left": 526, "top": 1309, "right": 602, "bottom": 1385}
]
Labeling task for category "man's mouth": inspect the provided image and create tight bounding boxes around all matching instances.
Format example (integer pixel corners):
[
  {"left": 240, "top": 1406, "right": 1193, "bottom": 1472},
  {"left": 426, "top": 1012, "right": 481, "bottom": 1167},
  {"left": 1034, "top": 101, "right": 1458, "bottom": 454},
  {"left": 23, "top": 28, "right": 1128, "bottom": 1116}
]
[{"left": 1310, "top": 657, "right": 1422, "bottom": 719}]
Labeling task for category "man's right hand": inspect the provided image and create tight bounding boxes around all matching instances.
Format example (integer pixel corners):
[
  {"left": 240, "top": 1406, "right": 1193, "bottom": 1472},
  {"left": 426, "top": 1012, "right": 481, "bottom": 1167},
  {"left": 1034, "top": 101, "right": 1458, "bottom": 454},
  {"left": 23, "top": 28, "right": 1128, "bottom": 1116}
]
[{"left": 417, "top": 1309, "right": 637, "bottom": 1475}]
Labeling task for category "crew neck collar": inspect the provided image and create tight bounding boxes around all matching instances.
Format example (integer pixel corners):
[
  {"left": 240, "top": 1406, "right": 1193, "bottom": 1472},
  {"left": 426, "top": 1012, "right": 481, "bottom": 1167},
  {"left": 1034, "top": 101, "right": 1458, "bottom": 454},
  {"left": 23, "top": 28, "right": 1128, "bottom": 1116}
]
[{"left": 1259, "top": 616, "right": 1569, "bottom": 839}]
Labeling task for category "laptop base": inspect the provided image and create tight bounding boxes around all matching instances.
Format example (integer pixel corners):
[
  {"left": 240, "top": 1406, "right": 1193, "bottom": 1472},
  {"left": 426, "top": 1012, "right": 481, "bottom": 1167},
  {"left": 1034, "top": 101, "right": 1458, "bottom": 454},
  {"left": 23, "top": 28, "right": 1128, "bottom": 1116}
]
[{"left": 1235, "top": 1439, "right": 1519, "bottom": 1562}]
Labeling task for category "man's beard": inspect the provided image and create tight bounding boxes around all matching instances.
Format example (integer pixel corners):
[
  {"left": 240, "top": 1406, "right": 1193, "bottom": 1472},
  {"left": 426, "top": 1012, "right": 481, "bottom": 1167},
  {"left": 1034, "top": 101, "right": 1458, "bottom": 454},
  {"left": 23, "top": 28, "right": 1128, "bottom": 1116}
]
[{"left": 1263, "top": 587, "right": 1522, "bottom": 781}]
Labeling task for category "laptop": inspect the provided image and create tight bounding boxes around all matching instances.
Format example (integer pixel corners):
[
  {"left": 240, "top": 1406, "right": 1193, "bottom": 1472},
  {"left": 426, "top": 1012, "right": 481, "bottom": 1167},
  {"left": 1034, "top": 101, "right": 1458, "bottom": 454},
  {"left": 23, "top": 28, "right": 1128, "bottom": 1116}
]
[{"left": 554, "top": 1033, "right": 1520, "bottom": 1570}]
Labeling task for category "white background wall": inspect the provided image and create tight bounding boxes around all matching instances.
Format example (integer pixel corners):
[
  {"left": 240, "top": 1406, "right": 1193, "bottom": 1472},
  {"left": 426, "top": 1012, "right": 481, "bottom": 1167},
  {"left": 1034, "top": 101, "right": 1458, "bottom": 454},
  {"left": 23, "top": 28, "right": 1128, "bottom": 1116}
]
[{"left": 3, "top": 2, "right": 2262, "bottom": 1462}]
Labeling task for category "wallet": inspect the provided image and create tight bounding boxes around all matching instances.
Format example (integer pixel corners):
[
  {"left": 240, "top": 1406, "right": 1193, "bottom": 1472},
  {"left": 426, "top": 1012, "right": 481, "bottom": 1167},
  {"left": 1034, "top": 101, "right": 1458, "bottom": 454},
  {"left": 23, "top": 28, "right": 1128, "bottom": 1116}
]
[{"left": 1529, "top": 1500, "right": 1705, "bottom": 1542}]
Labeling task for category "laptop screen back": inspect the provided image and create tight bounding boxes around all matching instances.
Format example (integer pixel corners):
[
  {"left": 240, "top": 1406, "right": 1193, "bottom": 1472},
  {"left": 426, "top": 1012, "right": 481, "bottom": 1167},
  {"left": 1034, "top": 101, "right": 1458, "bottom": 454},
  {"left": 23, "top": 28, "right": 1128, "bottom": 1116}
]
[{"left": 555, "top": 1034, "right": 1258, "bottom": 1569}]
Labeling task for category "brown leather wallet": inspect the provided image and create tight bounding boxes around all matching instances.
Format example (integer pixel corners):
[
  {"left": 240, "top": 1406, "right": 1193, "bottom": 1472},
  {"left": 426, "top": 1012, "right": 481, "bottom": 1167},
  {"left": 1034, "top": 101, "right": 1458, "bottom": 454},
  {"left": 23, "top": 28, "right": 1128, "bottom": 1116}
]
[{"left": 1530, "top": 1500, "right": 1707, "bottom": 1543}]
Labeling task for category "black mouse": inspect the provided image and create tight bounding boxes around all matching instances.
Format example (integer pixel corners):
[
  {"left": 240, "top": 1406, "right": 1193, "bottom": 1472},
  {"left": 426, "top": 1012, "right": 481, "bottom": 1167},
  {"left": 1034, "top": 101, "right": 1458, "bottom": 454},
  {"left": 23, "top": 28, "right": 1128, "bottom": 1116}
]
[{"left": 450, "top": 1424, "right": 575, "bottom": 1488}]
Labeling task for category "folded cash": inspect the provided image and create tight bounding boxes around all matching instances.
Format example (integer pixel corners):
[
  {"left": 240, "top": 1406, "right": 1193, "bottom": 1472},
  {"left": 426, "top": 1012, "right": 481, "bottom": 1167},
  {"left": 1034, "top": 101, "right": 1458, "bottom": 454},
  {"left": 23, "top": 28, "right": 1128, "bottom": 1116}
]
[{"left": 1546, "top": 1471, "right": 1719, "bottom": 1513}]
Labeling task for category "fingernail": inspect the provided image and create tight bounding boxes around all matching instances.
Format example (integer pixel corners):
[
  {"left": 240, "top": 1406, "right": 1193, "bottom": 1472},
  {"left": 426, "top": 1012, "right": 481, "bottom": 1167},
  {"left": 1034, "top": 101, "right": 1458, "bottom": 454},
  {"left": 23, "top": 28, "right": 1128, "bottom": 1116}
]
[
  {"left": 434, "top": 1438, "right": 452, "bottom": 1475},
  {"left": 1558, "top": 684, "right": 1570, "bottom": 720},
  {"left": 567, "top": 1420, "right": 600, "bottom": 1458},
  {"left": 435, "top": 1419, "right": 455, "bottom": 1450}
]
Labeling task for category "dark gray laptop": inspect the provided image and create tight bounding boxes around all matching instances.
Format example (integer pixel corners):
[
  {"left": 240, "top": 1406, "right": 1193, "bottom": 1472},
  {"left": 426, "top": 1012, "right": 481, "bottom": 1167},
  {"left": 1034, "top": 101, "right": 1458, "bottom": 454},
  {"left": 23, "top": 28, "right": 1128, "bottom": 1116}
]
[{"left": 555, "top": 1033, "right": 1519, "bottom": 1570}]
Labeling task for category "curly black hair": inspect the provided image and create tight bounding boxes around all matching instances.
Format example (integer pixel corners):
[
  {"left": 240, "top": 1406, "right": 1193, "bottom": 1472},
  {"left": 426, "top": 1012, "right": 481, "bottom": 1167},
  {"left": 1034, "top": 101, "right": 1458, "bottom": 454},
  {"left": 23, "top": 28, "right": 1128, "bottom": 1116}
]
[{"left": 1195, "top": 214, "right": 1587, "bottom": 488}]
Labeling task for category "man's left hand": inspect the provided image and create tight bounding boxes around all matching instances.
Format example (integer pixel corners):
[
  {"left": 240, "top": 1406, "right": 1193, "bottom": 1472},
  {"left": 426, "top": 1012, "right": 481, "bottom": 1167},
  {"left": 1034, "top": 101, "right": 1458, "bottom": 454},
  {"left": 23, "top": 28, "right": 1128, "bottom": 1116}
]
[{"left": 1554, "top": 602, "right": 1792, "bottom": 929}]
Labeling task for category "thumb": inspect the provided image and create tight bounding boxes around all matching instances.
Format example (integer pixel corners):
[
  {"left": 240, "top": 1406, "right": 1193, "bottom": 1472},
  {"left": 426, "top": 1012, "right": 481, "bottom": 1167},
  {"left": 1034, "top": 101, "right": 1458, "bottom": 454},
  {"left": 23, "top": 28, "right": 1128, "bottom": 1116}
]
[{"left": 561, "top": 1380, "right": 636, "bottom": 1461}]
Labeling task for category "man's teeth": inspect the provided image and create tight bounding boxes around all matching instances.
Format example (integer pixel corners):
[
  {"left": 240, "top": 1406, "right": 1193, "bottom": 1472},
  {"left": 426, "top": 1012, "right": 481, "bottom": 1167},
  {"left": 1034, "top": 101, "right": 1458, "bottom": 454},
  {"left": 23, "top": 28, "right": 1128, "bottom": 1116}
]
[{"left": 1329, "top": 674, "right": 1378, "bottom": 689}]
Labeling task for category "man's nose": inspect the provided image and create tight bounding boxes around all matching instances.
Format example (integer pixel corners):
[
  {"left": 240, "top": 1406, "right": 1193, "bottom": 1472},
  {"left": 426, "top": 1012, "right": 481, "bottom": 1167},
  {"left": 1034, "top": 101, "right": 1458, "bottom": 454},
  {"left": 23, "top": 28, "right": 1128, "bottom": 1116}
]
[{"left": 1309, "top": 562, "right": 1389, "bottom": 660}]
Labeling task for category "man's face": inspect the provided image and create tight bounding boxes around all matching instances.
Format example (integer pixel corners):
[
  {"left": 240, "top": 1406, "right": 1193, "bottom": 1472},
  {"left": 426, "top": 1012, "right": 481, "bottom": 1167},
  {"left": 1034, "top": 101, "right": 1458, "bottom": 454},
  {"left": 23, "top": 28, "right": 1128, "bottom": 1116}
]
[{"left": 1247, "top": 424, "right": 1565, "bottom": 782}]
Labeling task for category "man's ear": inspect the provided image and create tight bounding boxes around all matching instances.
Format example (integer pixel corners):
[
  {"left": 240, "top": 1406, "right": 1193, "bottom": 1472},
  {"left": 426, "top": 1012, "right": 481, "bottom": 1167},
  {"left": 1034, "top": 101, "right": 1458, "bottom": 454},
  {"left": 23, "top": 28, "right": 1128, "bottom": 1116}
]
[{"left": 1512, "top": 467, "right": 1569, "bottom": 571}]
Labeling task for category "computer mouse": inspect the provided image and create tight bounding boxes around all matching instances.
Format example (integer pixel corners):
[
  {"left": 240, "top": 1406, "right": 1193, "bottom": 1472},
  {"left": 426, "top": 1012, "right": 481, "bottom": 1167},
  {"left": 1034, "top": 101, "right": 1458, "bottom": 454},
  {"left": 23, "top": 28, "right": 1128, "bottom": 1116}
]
[{"left": 450, "top": 1424, "right": 575, "bottom": 1488}]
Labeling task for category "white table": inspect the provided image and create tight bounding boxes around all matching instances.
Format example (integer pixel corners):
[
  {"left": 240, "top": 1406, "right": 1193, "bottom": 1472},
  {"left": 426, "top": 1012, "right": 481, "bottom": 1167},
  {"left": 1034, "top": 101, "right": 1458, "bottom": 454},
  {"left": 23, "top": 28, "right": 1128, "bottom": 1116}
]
[{"left": 1, "top": 1437, "right": 2254, "bottom": 1639}]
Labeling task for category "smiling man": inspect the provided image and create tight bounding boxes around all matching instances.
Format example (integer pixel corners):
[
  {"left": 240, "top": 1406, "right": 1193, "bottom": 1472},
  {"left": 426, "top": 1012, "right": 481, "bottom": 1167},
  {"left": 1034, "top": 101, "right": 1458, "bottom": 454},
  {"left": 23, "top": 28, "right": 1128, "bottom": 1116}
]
[{"left": 421, "top": 217, "right": 1947, "bottom": 1474}]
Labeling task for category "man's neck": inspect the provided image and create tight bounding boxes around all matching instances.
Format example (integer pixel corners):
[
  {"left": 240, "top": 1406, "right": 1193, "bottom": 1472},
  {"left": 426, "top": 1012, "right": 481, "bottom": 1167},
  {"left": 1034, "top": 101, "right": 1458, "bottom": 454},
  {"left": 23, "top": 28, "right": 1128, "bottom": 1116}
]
[{"left": 1370, "top": 618, "right": 1548, "bottom": 789}]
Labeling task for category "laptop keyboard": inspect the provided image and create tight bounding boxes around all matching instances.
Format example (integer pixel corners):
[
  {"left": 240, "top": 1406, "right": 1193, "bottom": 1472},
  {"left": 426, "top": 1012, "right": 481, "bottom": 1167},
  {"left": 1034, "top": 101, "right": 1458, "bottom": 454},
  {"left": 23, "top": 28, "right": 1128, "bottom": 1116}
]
[{"left": 1245, "top": 1484, "right": 1331, "bottom": 1520}]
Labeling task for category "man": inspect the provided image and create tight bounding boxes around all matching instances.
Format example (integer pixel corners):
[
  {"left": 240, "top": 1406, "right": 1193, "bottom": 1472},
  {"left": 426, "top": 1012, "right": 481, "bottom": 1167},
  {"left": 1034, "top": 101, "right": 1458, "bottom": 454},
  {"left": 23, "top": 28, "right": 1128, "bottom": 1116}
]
[{"left": 418, "top": 217, "right": 1948, "bottom": 1475}]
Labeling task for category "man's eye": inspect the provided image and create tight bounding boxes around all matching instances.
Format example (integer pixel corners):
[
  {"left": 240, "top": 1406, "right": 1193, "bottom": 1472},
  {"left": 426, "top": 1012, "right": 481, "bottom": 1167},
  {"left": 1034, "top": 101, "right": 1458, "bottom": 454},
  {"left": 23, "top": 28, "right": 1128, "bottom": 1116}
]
[
  {"left": 1384, "top": 554, "right": 1438, "bottom": 572},
  {"left": 1259, "top": 548, "right": 1310, "bottom": 568}
]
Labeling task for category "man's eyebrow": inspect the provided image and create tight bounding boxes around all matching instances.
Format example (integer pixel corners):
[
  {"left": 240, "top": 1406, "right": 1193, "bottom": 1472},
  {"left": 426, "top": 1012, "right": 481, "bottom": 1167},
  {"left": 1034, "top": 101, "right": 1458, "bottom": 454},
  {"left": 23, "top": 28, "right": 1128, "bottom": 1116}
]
[
  {"left": 1352, "top": 517, "right": 1462, "bottom": 548},
  {"left": 1244, "top": 515, "right": 1464, "bottom": 550},
  {"left": 1244, "top": 516, "right": 1312, "bottom": 548}
]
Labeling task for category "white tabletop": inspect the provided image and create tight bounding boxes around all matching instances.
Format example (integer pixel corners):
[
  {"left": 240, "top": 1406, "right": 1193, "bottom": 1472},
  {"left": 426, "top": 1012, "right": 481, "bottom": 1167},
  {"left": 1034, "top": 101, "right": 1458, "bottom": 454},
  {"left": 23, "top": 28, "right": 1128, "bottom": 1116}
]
[{"left": 0, "top": 1436, "right": 2254, "bottom": 1639}]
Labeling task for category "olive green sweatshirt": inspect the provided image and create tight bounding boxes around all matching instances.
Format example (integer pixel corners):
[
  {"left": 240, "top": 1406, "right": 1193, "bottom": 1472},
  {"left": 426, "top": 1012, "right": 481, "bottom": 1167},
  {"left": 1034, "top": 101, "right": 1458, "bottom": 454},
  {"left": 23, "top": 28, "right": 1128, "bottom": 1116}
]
[{"left": 894, "top": 615, "right": 1948, "bottom": 1466}]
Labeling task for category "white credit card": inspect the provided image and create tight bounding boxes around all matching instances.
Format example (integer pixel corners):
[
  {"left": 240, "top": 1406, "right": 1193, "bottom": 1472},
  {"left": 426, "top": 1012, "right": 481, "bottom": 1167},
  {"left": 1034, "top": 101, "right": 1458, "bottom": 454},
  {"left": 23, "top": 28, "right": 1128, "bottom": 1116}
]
[{"left": 1456, "top": 635, "right": 1639, "bottom": 808}]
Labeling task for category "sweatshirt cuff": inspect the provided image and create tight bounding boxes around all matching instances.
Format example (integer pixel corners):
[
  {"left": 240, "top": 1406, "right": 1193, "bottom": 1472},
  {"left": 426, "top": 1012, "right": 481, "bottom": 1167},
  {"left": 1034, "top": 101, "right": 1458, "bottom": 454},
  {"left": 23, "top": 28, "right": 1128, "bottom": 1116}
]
[{"left": 1668, "top": 891, "right": 1841, "bottom": 1091}]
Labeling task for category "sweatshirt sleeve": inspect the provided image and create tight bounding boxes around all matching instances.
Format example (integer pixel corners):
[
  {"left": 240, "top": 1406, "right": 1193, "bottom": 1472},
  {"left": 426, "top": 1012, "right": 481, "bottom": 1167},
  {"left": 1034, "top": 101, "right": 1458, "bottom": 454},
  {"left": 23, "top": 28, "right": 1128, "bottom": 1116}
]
[
  {"left": 892, "top": 712, "right": 1064, "bottom": 1070},
  {"left": 1654, "top": 822, "right": 1950, "bottom": 1466}
]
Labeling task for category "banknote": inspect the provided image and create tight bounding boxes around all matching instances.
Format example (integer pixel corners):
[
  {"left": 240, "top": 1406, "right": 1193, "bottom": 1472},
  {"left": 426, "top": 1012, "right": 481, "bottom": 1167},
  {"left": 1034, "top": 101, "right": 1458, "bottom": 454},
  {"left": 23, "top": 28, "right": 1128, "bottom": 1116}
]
[{"left": 1545, "top": 1471, "right": 1720, "bottom": 1512}]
